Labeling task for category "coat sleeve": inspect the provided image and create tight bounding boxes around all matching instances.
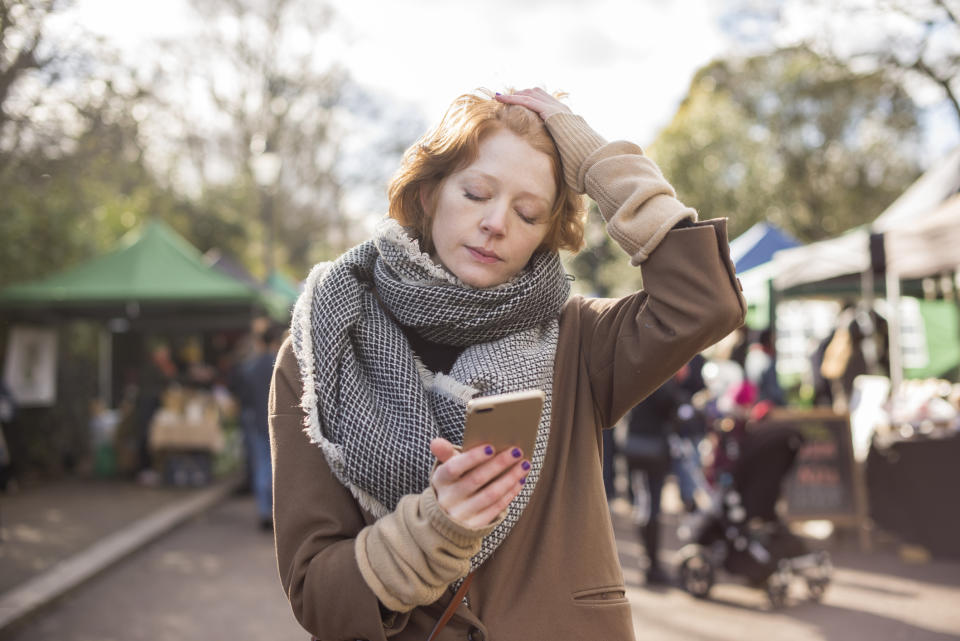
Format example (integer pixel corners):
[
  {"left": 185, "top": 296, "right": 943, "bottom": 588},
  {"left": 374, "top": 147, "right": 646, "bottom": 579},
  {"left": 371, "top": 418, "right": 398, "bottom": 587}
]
[
  {"left": 269, "top": 337, "right": 411, "bottom": 639},
  {"left": 578, "top": 220, "right": 745, "bottom": 428},
  {"left": 543, "top": 112, "right": 746, "bottom": 428}
]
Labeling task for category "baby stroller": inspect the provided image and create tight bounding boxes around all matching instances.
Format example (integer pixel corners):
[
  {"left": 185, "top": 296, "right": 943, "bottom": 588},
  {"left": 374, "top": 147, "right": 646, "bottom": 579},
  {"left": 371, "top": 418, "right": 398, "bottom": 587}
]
[{"left": 676, "top": 405, "right": 832, "bottom": 607}]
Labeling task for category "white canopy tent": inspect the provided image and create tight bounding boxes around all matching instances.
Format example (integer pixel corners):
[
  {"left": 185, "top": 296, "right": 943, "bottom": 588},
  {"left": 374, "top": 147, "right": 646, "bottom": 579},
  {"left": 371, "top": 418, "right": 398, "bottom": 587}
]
[
  {"left": 772, "top": 146, "right": 960, "bottom": 294},
  {"left": 883, "top": 194, "right": 960, "bottom": 390},
  {"left": 769, "top": 146, "right": 960, "bottom": 391},
  {"left": 772, "top": 227, "right": 870, "bottom": 293},
  {"left": 884, "top": 194, "right": 960, "bottom": 280}
]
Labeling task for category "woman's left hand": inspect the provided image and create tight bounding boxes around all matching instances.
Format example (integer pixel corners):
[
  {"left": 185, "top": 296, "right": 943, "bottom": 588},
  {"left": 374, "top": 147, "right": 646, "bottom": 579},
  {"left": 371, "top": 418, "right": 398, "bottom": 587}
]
[{"left": 495, "top": 88, "right": 572, "bottom": 121}]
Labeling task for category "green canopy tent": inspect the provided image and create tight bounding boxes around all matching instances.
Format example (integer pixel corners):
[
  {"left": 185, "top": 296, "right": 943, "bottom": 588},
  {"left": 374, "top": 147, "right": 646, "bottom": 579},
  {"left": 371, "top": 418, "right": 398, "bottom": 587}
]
[
  {"left": 0, "top": 220, "right": 290, "bottom": 326},
  {"left": 0, "top": 220, "right": 290, "bottom": 406},
  {"left": 265, "top": 270, "right": 301, "bottom": 307}
]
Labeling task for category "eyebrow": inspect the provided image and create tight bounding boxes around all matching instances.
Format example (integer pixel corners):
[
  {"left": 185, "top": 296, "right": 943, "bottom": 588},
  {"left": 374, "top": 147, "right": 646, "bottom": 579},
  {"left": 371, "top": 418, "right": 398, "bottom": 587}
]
[{"left": 464, "top": 170, "right": 553, "bottom": 208}]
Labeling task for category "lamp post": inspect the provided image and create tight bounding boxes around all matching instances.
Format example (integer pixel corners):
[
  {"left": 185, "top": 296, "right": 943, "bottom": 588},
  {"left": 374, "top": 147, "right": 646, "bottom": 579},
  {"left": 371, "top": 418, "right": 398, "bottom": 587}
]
[{"left": 252, "top": 150, "right": 282, "bottom": 277}]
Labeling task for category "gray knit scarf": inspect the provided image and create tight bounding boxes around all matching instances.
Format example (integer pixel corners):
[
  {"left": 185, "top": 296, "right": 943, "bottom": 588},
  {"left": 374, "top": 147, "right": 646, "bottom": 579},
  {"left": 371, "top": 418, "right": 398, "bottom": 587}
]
[{"left": 290, "top": 218, "right": 569, "bottom": 571}]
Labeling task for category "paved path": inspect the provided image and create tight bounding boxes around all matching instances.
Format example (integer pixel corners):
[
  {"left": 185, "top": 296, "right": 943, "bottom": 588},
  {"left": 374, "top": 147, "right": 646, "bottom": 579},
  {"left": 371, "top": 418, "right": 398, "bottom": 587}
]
[
  {"left": 3, "top": 493, "right": 960, "bottom": 640},
  {"left": 612, "top": 501, "right": 960, "bottom": 640},
  {"left": 0, "top": 480, "right": 192, "bottom": 595},
  {"left": 1, "top": 496, "right": 303, "bottom": 641}
]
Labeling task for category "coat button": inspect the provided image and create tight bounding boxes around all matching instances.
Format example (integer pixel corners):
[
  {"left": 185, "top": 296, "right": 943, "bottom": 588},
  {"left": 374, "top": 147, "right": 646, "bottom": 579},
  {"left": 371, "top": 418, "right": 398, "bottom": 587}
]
[{"left": 467, "top": 628, "right": 485, "bottom": 641}]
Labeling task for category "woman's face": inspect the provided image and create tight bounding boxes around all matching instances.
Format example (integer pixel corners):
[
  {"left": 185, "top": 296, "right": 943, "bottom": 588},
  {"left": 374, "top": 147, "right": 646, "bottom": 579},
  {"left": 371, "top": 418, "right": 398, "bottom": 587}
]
[{"left": 426, "top": 128, "right": 556, "bottom": 288}]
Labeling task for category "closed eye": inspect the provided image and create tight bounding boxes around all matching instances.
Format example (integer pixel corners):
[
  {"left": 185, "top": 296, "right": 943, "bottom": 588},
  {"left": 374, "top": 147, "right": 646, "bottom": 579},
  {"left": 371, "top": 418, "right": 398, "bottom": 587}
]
[
  {"left": 463, "top": 191, "right": 486, "bottom": 202},
  {"left": 516, "top": 210, "right": 536, "bottom": 224}
]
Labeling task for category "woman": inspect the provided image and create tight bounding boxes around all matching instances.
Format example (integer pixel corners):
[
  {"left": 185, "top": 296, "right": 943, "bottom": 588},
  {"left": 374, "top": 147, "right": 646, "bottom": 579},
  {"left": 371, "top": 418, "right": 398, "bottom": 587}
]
[{"left": 270, "top": 88, "right": 745, "bottom": 640}]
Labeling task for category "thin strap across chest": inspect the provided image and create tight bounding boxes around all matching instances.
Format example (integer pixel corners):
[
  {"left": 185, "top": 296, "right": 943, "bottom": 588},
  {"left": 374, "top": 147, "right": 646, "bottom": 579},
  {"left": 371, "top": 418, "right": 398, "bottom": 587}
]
[{"left": 427, "top": 571, "right": 475, "bottom": 641}]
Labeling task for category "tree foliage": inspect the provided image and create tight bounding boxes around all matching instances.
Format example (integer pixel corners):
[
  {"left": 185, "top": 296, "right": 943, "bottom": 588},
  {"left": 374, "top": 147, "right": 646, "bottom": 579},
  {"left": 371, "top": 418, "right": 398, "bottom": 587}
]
[
  {"left": 565, "top": 203, "right": 642, "bottom": 299},
  {"left": 0, "top": 1, "right": 226, "bottom": 287},
  {"left": 647, "top": 47, "right": 922, "bottom": 242},
  {"left": 0, "top": 85, "right": 201, "bottom": 287},
  {"left": 142, "top": 0, "right": 352, "bottom": 276},
  {"left": 721, "top": 0, "right": 960, "bottom": 131},
  {"left": 1, "top": 0, "right": 69, "bottom": 164},
  {"left": 0, "top": 0, "right": 412, "bottom": 290}
]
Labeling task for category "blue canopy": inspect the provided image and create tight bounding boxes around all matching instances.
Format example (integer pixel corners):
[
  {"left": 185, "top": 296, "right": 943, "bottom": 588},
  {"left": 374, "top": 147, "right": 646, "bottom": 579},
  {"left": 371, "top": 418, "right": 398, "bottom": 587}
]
[{"left": 729, "top": 222, "right": 800, "bottom": 274}]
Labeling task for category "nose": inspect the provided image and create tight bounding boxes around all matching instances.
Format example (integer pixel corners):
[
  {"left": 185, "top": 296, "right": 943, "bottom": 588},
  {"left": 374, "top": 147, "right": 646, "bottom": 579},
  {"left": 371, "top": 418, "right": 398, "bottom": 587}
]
[{"left": 479, "top": 200, "right": 508, "bottom": 236}]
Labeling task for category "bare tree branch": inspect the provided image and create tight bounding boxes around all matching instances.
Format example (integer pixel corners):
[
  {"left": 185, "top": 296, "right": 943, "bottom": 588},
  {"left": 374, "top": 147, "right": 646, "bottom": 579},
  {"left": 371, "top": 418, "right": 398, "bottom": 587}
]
[{"left": 933, "top": 0, "right": 960, "bottom": 26}]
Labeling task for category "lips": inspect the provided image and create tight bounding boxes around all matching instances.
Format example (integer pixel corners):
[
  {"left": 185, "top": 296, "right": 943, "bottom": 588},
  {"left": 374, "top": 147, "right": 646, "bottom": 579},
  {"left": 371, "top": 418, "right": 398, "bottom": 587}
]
[{"left": 466, "top": 246, "right": 502, "bottom": 263}]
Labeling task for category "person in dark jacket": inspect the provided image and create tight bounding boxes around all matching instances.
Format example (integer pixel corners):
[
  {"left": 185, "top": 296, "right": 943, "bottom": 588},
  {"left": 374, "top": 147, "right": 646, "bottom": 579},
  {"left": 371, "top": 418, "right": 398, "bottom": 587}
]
[
  {"left": 238, "top": 325, "right": 284, "bottom": 530},
  {"left": 626, "top": 377, "right": 683, "bottom": 585}
]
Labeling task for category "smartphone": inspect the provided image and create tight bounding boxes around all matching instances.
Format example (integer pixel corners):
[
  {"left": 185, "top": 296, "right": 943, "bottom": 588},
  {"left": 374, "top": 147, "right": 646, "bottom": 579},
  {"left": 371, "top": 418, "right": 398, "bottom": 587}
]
[{"left": 462, "top": 389, "right": 545, "bottom": 458}]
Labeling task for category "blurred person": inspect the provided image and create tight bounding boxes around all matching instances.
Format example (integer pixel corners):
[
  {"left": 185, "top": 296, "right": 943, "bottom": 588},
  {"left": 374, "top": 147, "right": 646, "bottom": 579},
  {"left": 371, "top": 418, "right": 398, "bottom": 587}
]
[
  {"left": 269, "top": 88, "right": 745, "bottom": 639},
  {"left": 671, "top": 354, "right": 710, "bottom": 512},
  {"left": 728, "top": 325, "right": 749, "bottom": 370},
  {"left": 228, "top": 332, "right": 258, "bottom": 494},
  {"left": 0, "top": 380, "right": 15, "bottom": 492},
  {"left": 821, "top": 304, "right": 870, "bottom": 411},
  {"left": 810, "top": 331, "right": 835, "bottom": 407},
  {"left": 237, "top": 325, "right": 284, "bottom": 531},
  {"left": 745, "top": 328, "right": 786, "bottom": 407},
  {"left": 625, "top": 377, "right": 682, "bottom": 585},
  {"left": 134, "top": 341, "right": 178, "bottom": 482}
]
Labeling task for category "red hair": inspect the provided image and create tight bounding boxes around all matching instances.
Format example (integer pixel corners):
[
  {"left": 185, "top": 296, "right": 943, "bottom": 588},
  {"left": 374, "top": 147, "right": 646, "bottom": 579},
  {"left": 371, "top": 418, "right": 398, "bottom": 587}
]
[{"left": 387, "top": 89, "right": 586, "bottom": 254}]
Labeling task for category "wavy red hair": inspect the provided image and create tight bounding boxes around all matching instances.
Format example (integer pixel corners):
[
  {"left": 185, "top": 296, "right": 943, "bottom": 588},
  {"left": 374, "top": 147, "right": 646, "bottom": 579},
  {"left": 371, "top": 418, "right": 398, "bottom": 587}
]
[{"left": 387, "top": 89, "right": 586, "bottom": 254}]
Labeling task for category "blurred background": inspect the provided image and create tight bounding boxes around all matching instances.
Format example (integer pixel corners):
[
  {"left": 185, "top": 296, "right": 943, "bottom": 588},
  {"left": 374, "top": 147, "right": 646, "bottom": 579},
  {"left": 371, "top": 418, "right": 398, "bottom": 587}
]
[{"left": 1, "top": 1, "right": 959, "bottom": 639}]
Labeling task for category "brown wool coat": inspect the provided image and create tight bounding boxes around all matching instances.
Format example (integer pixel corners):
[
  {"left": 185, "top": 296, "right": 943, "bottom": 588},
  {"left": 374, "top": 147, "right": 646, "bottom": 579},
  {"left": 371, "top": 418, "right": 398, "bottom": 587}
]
[{"left": 269, "top": 216, "right": 745, "bottom": 640}]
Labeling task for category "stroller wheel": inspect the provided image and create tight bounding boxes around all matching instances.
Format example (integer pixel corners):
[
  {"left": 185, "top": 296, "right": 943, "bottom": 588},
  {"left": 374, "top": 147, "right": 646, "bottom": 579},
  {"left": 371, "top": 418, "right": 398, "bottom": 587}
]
[
  {"left": 765, "top": 565, "right": 791, "bottom": 608},
  {"left": 678, "top": 546, "right": 714, "bottom": 599},
  {"left": 805, "top": 551, "right": 833, "bottom": 602},
  {"left": 806, "top": 577, "right": 828, "bottom": 601},
  {"left": 766, "top": 581, "right": 788, "bottom": 608}
]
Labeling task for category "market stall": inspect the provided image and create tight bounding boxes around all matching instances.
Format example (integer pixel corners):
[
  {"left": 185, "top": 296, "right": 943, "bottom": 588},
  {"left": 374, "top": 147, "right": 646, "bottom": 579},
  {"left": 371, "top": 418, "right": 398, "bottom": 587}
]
[
  {"left": 0, "top": 220, "right": 286, "bottom": 480},
  {"left": 864, "top": 378, "right": 960, "bottom": 558}
]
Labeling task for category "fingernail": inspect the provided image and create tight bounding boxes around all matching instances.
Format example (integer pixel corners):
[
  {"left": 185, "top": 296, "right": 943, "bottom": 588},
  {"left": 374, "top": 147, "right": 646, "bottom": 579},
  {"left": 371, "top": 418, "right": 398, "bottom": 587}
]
[
  {"left": 511, "top": 448, "right": 522, "bottom": 458},
  {"left": 495, "top": 92, "right": 502, "bottom": 96},
  {"left": 521, "top": 460, "right": 531, "bottom": 471},
  {"left": 484, "top": 445, "right": 494, "bottom": 456},
  {"left": 519, "top": 476, "right": 527, "bottom": 485}
]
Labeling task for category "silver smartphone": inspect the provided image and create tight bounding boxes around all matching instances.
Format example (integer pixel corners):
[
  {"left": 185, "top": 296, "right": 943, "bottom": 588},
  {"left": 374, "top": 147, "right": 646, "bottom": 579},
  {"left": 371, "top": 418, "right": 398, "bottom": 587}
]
[{"left": 462, "top": 389, "right": 545, "bottom": 458}]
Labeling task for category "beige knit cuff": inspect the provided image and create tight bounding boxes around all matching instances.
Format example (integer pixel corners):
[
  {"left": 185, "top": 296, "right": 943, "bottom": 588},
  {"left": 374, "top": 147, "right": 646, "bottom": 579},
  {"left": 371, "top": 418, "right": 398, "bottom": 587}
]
[
  {"left": 544, "top": 112, "right": 607, "bottom": 193},
  {"left": 606, "top": 194, "right": 698, "bottom": 266},
  {"left": 355, "top": 487, "right": 499, "bottom": 613}
]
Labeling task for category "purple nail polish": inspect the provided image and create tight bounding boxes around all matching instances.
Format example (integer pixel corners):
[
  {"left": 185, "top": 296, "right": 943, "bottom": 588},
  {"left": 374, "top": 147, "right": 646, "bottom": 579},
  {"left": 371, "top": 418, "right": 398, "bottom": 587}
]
[
  {"left": 521, "top": 460, "right": 531, "bottom": 471},
  {"left": 512, "top": 448, "right": 522, "bottom": 458},
  {"left": 519, "top": 476, "right": 527, "bottom": 485},
  {"left": 495, "top": 92, "right": 502, "bottom": 96},
  {"left": 484, "top": 445, "right": 494, "bottom": 456}
]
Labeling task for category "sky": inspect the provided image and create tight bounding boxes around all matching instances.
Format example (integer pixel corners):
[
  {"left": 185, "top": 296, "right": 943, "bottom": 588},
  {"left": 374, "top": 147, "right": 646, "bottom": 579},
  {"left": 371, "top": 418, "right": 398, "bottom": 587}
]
[
  {"left": 63, "top": 0, "right": 732, "bottom": 146},
  {"left": 60, "top": 0, "right": 960, "bottom": 183}
]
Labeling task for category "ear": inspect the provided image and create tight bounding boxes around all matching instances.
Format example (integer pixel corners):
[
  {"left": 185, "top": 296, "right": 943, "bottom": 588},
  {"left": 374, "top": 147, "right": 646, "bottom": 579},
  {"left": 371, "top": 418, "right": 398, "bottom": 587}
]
[{"left": 418, "top": 181, "right": 436, "bottom": 215}]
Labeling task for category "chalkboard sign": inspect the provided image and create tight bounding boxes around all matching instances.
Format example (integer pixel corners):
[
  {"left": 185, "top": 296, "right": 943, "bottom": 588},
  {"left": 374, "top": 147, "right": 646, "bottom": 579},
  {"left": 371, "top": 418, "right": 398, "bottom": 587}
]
[{"left": 754, "top": 409, "right": 863, "bottom": 523}]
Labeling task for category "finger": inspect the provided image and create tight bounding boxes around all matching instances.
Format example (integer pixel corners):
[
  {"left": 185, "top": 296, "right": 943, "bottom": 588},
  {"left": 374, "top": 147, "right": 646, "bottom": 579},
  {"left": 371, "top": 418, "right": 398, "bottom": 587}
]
[
  {"left": 429, "top": 437, "right": 458, "bottom": 464},
  {"left": 467, "top": 475, "right": 526, "bottom": 528},
  {"left": 438, "top": 448, "right": 530, "bottom": 509},
  {"left": 450, "top": 447, "right": 530, "bottom": 499},
  {"left": 496, "top": 91, "right": 537, "bottom": 105},
  {"left": 432, "top": 442, "right": 495, "bottom": 486},
  {"left": 441, "top": 447, "right": 525, "bottom": 503},
  {"left": 449, "top": 460, "right": 530, "bottom": 527},
  {"left": 495, "top": 90, "right": 567, "bottom": 120}
]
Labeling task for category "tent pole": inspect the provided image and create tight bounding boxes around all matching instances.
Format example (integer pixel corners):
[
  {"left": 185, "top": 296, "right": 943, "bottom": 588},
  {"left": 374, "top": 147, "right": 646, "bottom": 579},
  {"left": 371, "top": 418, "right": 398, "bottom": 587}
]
[
  {"left": 886, "top": 266, "right": 903, "bottom": 399},
  {"left": 99, "top": 328, "right": 112, "bottom": 408},
  {"left": 860, "top": 268, "right": 879, "bottom": 375},
  {"left": 767, "top": 278, "right": 777, "bottom": 332}
]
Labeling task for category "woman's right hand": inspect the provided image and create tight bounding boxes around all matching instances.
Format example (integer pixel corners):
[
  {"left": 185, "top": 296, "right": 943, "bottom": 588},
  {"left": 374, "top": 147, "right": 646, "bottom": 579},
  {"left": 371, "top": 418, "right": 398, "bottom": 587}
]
[{"left": 429, "top": 438, "right": 530, "bottom": 529}]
